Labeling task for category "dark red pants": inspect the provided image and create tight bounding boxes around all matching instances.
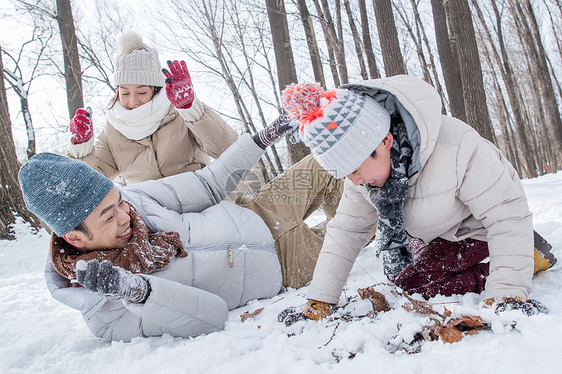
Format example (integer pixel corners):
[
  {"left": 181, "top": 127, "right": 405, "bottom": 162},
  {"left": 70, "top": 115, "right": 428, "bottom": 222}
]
[{"left": 391, "top": 237, "right": 490, "bottom": 299}]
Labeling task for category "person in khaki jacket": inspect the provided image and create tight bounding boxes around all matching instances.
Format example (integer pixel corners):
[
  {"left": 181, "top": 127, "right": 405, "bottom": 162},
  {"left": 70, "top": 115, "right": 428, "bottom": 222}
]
[
  {"left": 67, "top": 31, "right": 237, "bottom": 185},
  {"left": 278, "top": 75, "right": 557, "bottom": 324}
]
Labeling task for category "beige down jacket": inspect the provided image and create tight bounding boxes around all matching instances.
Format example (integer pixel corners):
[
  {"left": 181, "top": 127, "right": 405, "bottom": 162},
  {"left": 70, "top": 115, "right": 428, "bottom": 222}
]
[
  {"left": 307, "top": 75, "right": 533, "bottom": 304},
  {"left": 68, "top": 98, "right": 238, "bottom": 185}
]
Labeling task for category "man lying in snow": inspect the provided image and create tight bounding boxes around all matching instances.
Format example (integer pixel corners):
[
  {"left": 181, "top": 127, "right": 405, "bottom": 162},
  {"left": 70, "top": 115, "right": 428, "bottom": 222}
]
[
  {"left": 19, "top": 115, "right": 345, "bottom": 342},
  {"left": 278, "top": 75, "right": 557, "bottom": 324}
]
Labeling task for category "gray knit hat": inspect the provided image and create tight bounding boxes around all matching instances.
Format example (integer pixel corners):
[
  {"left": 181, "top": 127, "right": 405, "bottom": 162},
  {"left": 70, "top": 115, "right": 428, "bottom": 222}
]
[
  {"left": 282, "top": 83, "right": 390, "bottom": 178},
  {"left": 18, "top": 153, "right": 115, "bottom": 236},
  {"left": 113, "top": 31, "right": 165, "bottom": 87}
]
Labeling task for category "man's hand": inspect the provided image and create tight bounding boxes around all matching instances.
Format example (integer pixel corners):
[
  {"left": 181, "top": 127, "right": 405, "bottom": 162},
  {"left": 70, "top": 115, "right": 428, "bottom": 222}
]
[
  {"left": 252, "top": 114, "right": 299, "bottom": 149},
  {"left": 484, "top": 297, "right": 548, "bottom": 316},
  {"left": 277, "top": 299, "right": 331, "bottom": 326},
  {"left": 70, "top": 107, "right": 93, "bottom": 145},
  {"left": 162, "top": 60, "right": 195, "bottom": 109},
  {"left": 76, "top": 259, "right": 151, "bottom": 303}
]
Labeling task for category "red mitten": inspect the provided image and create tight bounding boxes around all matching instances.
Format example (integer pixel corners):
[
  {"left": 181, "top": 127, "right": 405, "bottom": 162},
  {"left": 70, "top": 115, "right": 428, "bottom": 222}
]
[
  {"left": 70, "top": 107, "right": 93, "bottom": 145},
  {"left": 162, "top": 60, "right": 195, "bottom": 109}
]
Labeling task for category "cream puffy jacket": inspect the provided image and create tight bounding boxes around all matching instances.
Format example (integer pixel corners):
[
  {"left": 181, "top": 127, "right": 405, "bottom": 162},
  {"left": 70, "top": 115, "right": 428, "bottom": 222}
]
[
  {"left": 307, "top": 75, "right": 533, "bottom": 304},
  {"left": 68, "top": 98, "right": 238, "bottom": 185}
]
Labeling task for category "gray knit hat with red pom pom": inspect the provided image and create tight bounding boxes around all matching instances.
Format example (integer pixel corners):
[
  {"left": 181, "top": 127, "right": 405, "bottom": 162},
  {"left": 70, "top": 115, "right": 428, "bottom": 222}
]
[{"left": 282, "top": 82, "right": 390, "bottom": 178}]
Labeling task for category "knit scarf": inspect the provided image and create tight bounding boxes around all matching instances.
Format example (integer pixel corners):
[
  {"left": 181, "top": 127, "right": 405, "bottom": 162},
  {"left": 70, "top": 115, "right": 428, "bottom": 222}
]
[
  {"left": 366, "top": 113, "right": 414, "bottom": 276},
  {"left": 50, "top": 202, "right": 187, "bottom": 281},
  {"left": 107, "top": 90, "right": 171, "bottom": 140}
]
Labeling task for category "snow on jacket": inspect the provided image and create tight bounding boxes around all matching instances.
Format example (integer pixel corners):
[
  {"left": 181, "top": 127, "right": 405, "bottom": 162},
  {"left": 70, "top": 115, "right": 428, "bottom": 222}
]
[
  {"left": 307, "top": 75, "right": 533, "bottom": 304},
  {"left": 68, "top": 97, "right": 238, "bottom": 185},
  {"left": 46, "top": 134, "right": 282, "bottom": 341}
]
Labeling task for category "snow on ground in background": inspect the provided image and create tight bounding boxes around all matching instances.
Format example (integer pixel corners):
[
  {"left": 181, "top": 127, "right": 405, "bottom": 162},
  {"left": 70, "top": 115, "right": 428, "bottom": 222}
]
[{"left": 1, "top": 172, "right": 561, "bottom": 374}]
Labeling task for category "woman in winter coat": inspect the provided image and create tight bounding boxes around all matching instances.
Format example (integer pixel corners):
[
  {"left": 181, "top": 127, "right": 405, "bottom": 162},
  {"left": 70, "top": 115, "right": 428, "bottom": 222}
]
[
  {"left": 277, "top": 75, "right": 556, "bottom": 323},
  {"left": 68, "top": 31, "right": 238, "bottom": 185}
]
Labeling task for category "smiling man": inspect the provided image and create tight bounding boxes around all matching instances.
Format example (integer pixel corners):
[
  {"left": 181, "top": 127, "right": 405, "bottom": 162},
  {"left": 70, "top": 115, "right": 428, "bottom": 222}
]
[
  {"left": 18, "top": 114, "right": 342, "bottom": 341},
  {"left": 278, "top": 76, "right": 556, "bottom": 324}
]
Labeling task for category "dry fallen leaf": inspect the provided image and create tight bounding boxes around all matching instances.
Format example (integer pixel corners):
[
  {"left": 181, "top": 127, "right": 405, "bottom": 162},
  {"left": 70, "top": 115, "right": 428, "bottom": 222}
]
[
  {"left": 429, "top": 315, "right": 490, "bottom": 344},
  {"left": 431, "top": 325, "right": 464, "bottom": 343},
  {"left": 458, "top": 315, "right": 486, "bottom": 328},
  {"left": 357, "top": 287, "right": 391, "bottom": 313},
  {"left": 240, "top": 307, "right": 264, "bottom": 322}
]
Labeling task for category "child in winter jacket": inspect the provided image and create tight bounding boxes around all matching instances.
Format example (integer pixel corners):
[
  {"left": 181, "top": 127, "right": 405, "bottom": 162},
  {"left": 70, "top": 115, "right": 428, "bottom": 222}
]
[
  {"left": 278, "top": 75, "right": 556, "bottom": 324},
  {"left": 19, "top": 114, "right": 344, "bottom": 341},
  {"left": 68, "top": 31, "right": 238, "bottom": 185}
]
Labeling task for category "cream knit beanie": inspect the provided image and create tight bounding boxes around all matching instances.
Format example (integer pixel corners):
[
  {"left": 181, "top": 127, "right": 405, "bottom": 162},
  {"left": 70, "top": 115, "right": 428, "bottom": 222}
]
[{"left": 113, "top": 31, "right": 165, "bottom": 87}]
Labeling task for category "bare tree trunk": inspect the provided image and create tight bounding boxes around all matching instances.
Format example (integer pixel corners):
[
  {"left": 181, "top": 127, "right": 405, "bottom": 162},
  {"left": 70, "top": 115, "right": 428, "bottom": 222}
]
[
  {"left": 161, "top": 0, "right": 288, "bottom": 173},
  {"left": 409, "top": 0, "right": 446, "bottom": 114},
  {"left": 197, "top": 0, "right": 276, "bottom": 181},
  {"left": 55, "top": 0, "right": 84, "bottom": 119},
  {"left": 226, "top": 3, "right": 284, "bottom": 174},
  {"left": 542, "top": 0, "right": 562, "bottom": 70},
  {"left": 0, "top": 46, "right": 40, "bottom": 239},
  {"left": 545, "top": 53, "right": 562, "bottom": 102},
  {"left": 509, "top": 0, "right": 562, "bottom": 163},
  {"left": 333, "top": 0, "right": 349, "bottom": 83},
  {"left": 492, "top": 82, "right": 521, "bottom": 176},
  {"left": 393, "top": 1, "right": 431, "bottom": 83},
  {"left": 265, "top": 0, "right": 297, "bottom": 88},
  {"left": 430, "top": 0, "right": 466, "bottom": 121},
  {"left": 296, "top": 0, "right": 325, "bottom": 86},
  {"left": 358, "top": 0, "right": 380, "bottom": 79},
  {"left": 265, "top": 0, "right": 310, "bottom": 163},
  {"left": 476, "top": 26, "right": 524, "bottom": 176},
  {"left": 311, "top": 0, "right": 340, "bottom": 86},
  {"left": 445, "top": 0, "right": 495, "bottom": 143},
  {"left": 343, "top": 0, "right": 368, "bottom": 80},
  {"left": 371, "top": 0, "right": 407, "bottom": 76},
  {"left": 313, "top": 0, "right": 348, "bottom": 84},
  {"left": 471, "top": 0, "right": 537, "bottom": 177},
  {"left": 521, "top": 0, "right": 562, "bottom": 152}
]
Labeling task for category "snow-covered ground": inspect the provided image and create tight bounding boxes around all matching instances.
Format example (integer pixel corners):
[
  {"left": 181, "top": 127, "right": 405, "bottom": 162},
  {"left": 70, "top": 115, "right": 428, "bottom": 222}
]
[{"left": 1, "top": 172, "right": 561, "bottom": 374}]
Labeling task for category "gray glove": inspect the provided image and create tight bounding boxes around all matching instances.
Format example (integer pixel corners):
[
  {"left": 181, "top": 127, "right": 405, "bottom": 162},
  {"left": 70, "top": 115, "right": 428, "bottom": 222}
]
[
  {"left": 494, "top": 297, "right": 549, "bottom": 316},
  {"left": 76, "top": 259, "right": 151, "bottom": 303},
  {"left": 252, "top": 114, "right": 299, "bottom": 149}
]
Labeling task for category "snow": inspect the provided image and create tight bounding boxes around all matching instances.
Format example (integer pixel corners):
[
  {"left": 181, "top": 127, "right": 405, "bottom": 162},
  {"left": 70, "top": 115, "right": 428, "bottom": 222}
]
[{"left": 1, "top": 173, "right": 562, "bottom": 374}]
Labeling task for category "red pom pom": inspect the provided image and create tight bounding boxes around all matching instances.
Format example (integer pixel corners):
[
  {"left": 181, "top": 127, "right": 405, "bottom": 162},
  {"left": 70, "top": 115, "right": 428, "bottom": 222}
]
[{"left": 281, "top": 82, "right": 326, "bottom": 122}]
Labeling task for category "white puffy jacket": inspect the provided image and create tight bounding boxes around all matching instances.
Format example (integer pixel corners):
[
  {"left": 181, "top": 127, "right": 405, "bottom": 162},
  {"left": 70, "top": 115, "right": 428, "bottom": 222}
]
[
  {"left": 307, "top": 75, "right": 533, "bottom": 304},
  {"left": 45, "top": 134, "right": 282, "bottom": 341}
]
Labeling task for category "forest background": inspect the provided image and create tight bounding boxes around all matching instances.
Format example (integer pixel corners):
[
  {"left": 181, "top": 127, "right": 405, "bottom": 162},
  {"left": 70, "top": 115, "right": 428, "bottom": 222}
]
[{"left": 0, "top": 0, "right": 561, "bottom": 238}]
